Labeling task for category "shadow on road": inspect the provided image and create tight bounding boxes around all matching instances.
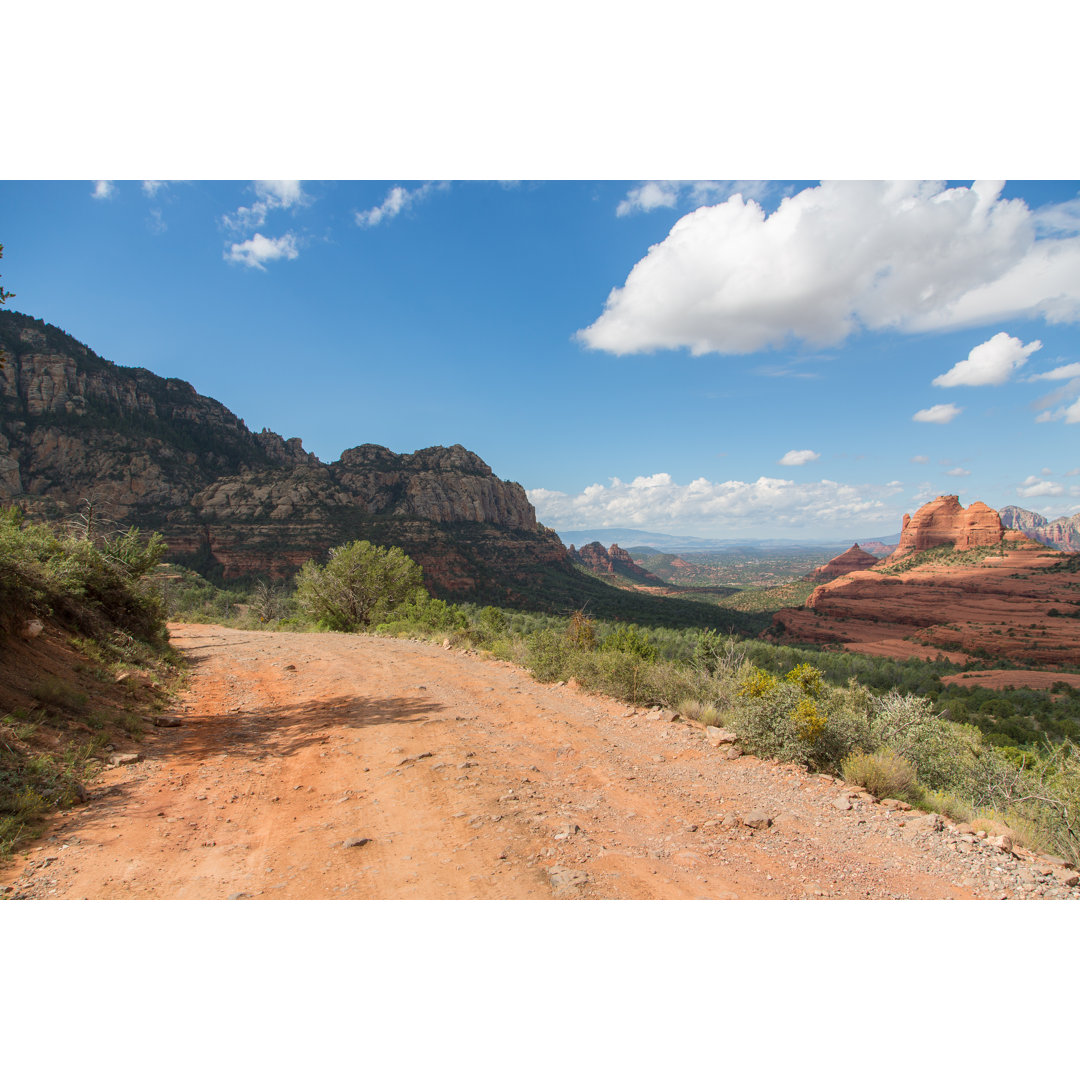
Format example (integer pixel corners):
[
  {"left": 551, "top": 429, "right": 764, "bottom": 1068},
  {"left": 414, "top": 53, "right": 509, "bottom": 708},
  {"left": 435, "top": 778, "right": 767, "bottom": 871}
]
[{"left": 155, "top": 692, "right": 447, "bottom": 767}]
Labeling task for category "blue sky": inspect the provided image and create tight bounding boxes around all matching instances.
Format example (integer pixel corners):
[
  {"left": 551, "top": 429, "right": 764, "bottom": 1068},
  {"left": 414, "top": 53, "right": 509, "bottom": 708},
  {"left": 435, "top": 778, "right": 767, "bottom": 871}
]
[{"left": 3, "top": 179, "right": 1078, "bottom": 539}]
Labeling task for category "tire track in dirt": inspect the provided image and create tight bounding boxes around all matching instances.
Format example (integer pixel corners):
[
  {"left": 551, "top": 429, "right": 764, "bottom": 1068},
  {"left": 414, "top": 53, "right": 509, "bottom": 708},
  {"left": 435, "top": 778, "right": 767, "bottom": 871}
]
[{"left": 3, "top": 623, "right": 1073, "bottom": 900}]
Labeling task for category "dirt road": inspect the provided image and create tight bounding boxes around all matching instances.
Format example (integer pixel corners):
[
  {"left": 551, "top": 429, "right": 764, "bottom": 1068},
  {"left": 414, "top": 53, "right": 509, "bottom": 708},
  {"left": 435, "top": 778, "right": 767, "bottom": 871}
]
[{"left": 2, "top": 623, "right": 1075, "bottom": 900}]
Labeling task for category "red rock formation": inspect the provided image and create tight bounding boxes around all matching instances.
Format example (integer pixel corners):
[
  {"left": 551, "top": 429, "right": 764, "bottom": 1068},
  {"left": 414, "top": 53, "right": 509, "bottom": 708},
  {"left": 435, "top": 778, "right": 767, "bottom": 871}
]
[
  {"left": 805, "top": 543, "right": 880, "bottom": 583},
  {"left": 569, "top": 542, "right": 665, "bottom": 585},
  {"left": 883, "top": 496, "right": 1003, "bottom": 565}
]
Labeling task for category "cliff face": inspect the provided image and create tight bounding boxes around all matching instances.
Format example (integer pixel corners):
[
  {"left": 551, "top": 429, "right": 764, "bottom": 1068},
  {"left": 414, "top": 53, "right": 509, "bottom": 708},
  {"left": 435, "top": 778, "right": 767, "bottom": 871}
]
[
  {"left": 1000, "top": 505, "right": 1080, "bottom": 552},
  {"left": 883, "top": 496, "right": 1003, "bottom": 565},
  {"left": 0, "top": 311, "right": 569, "bottom": 600},
  {"left": 805, "top": 543, "right": 879, "bottom": 583}
]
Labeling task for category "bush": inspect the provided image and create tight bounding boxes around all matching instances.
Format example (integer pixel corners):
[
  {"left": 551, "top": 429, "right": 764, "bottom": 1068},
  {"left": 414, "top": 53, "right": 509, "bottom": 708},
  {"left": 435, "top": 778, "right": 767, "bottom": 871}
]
[
  {"left": 0, "top": 508, "right": 166, "bottom": 642},
  {"left": 841, "top": 748, "right": 917, "bottom": 799},
  {"left": 294, "top": 540, "right": 424, "bottom": 632},
  {"left": 601, "top": 624, "right": 658, "bottom": 662}
]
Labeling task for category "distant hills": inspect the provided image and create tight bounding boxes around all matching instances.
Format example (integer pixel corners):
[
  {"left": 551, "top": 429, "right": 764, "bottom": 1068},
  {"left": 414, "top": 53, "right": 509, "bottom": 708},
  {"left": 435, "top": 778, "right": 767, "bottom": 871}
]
[
  {"left": 558, "top": 527, "right": 900, "bottom": 554},
  {"left": 1000, "top": 505, "right": 1080, "bottom": 552}
]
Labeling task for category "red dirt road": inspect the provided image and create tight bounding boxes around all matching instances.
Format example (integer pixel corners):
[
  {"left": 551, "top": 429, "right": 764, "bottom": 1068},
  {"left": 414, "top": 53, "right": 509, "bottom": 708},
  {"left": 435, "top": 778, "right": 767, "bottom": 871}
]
[{"left": 3, "top": 624, "right": 1074, "bottom": 900}]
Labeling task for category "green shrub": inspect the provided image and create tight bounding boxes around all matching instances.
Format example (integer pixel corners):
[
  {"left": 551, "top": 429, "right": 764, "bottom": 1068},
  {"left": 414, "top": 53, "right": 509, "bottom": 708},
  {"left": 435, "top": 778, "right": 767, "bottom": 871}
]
[
  {"left": 294, "top": 540, "right": 424, "bottom": 632},
  {"left": 601, "top": 624, "right": 658, "bottom": 662},
  {"left": 31, "top": 677, "right": 88, "bottom": 714},
  {"left": 841, "top": 748, "right": 917, "bottom": 799}
]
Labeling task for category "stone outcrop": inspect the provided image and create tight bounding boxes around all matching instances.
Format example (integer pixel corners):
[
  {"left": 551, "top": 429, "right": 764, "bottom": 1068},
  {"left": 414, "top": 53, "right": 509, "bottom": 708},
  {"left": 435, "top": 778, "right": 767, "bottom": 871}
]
[
  {"left": 772, "top": 495, "right": 1078, "bottom": 669},
  {"left": 0, "top": 310, "right": 570, "bottom": 601},
  {"left": 883, "top": 496, "right": 1003, "bottom": 565},
  {"left": 1000, "top": 506, "right": 1080, "bottom": 553},
  {"left": 805, "top": 543, "right": 879, "bottom": 583},
  {"left": 568, "top": 541, "right": 666, "bottom": 585}
]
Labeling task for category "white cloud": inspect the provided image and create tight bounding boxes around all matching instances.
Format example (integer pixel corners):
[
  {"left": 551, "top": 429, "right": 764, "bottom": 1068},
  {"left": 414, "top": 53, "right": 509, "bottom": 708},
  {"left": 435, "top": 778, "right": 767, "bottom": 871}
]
[
  {"left": 946, "top": 467, "right": 971, "bottom": 477},
  {"left": 1029, "top": 362, "right": 1080, "bottom": 381},
  {"left": 224, "top": 232, "right": 299, "bottom": 270},
  {"left": 615, "top": 181, "right": 772, "bottom": 218},
  {"left": 910, "top": 455, "right": 930, "bottom": 464},
  {"left": 529, "top": 473, "right": 896, "bottom": 534},
  {"left": 932, "top": 331, "right": 1041, "bottom": 387},
  {"left": 1041, "top": 467, "right": 1053, "bottom": 475},
  {"left": 913, "top": 403, "right": 962, "bottom": 424},
  {"left": 578, "top": 181, "right": 1080, "bottom": 356},
  {"left": 355, "top": 181, "right": 449, "bottom": 227},
  {"left": 1018, "top": 476, "right": 1064, "bottom": 498},
  {"left": 223, "top": 181, "right": 306, "bottom": 231},
  {"left": 91, "top": 180, "right": 115, "bottom": 199},
  {"left": 778, "top": 449, "right": 820, "bottom": 466},
  {"left": 142, "top": 181, "right": 167, "bottom": 197},
  {"left": 1031, "top": 377, "right": 1080, "bottom": 423}
]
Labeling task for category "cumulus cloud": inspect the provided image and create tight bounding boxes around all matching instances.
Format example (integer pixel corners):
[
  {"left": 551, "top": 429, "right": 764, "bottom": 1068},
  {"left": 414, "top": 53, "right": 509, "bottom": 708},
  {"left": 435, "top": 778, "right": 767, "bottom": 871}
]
[
  {"left": 578, "top": 181, "right": 1080, "bottom": 356},
  {"left": 142, "top": 181, "right": 167, "bottom": 197},
  {"left": 528, "top": 473, "right": 895, "bottom": 534},
  {"left": 615, "top": 181, "right": 772, "bottom": 217},
  {"left": 946, "top": 467, "right": 971, "bottom": 477},
  {"left": 778, "top": 449, "right": 820, "bottom": 466},
  {"left": 224, "top": 232, "right": 299, "bottom": 270},
  {"left": 911, "top": 455, "right": 930, "bottom": 464},
  {"left": 1029, "top": 362, "right": 1080, "bottom": 381},
  {"left": 223, "top": 181, "right": 306, "bottom": 232},
  {"left": 933, "top": 331, "right": 1041, "bottom": 387},
  {"left": 355, "top": 181, "right": 449, "bottom": 227},
  {"left": 91, "top": 180, "right": 115, "bottom": 199},
  {"left": 913, "top": 403, "right": 962, "bottom": 424},
  {"left": 1018, "top": 476, "right": 1065, "bottom": 498}
]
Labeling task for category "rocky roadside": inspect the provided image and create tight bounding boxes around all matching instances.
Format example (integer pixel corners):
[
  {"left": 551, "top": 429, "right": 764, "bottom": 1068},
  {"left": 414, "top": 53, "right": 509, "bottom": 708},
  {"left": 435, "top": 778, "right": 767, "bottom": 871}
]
[{"left": 3, "top": 629, "right": 1078, "bottom": 901}]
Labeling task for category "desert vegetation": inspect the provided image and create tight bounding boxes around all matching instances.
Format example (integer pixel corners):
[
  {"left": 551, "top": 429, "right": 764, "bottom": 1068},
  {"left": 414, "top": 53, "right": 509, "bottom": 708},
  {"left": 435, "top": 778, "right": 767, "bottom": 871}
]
[
  {"left": 7, "top": 512, "right": 1080, "bottom": 868},
  {"left": 154, "top": 560, "right": 1080, "bottom": 864},
  {"left": 0, "top": 507, "right": 179, "bottom": 856}
]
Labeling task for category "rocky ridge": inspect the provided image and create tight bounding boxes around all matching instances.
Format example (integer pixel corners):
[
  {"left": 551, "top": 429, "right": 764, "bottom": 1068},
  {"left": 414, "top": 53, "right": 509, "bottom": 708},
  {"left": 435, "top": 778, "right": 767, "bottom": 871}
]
[
  {"left": 1000, "top": 505, "right": 1080, "bottom": 552},
  {"left": 568, "top": 541, "right": 666, "bottom": 585},
  {"left": 773, "top": 496, "right": 1080, "bottom": 672},
  {"left": 0, "top": 311, "right": 570, "bottom": 600}
]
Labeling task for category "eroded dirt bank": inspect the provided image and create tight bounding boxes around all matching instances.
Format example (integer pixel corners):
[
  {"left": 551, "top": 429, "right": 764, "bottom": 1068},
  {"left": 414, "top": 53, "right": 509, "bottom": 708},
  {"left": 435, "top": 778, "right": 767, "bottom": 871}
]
[{"left": 3, "top": 624, "right": 1076, "bottom": 900}]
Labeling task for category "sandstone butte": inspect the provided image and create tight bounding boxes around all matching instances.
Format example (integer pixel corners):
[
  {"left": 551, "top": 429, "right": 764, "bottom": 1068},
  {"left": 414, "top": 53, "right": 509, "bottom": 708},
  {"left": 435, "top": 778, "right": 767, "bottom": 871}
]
[
  {"left": 772, "top": 496, "right": 1080, "bottom": 675},
  {"left": 804, "top": 542, "right": 879, "bottom": 583},
  {"left": 882, "top": 495, "right": 1003, "bottom": 565}
]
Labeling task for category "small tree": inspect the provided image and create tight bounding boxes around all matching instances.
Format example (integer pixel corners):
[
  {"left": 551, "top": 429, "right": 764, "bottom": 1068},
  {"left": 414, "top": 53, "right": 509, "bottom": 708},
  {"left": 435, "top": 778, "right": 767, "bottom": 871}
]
[{"left": 295, "top": 540, "right": 424, "bottom": 631}]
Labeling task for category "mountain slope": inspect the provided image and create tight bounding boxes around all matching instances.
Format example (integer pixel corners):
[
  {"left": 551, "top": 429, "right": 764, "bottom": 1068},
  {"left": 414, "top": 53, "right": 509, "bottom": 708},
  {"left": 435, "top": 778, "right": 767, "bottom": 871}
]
[{"left": 0, "top": 311, "right": 571, "bottom": 603}]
